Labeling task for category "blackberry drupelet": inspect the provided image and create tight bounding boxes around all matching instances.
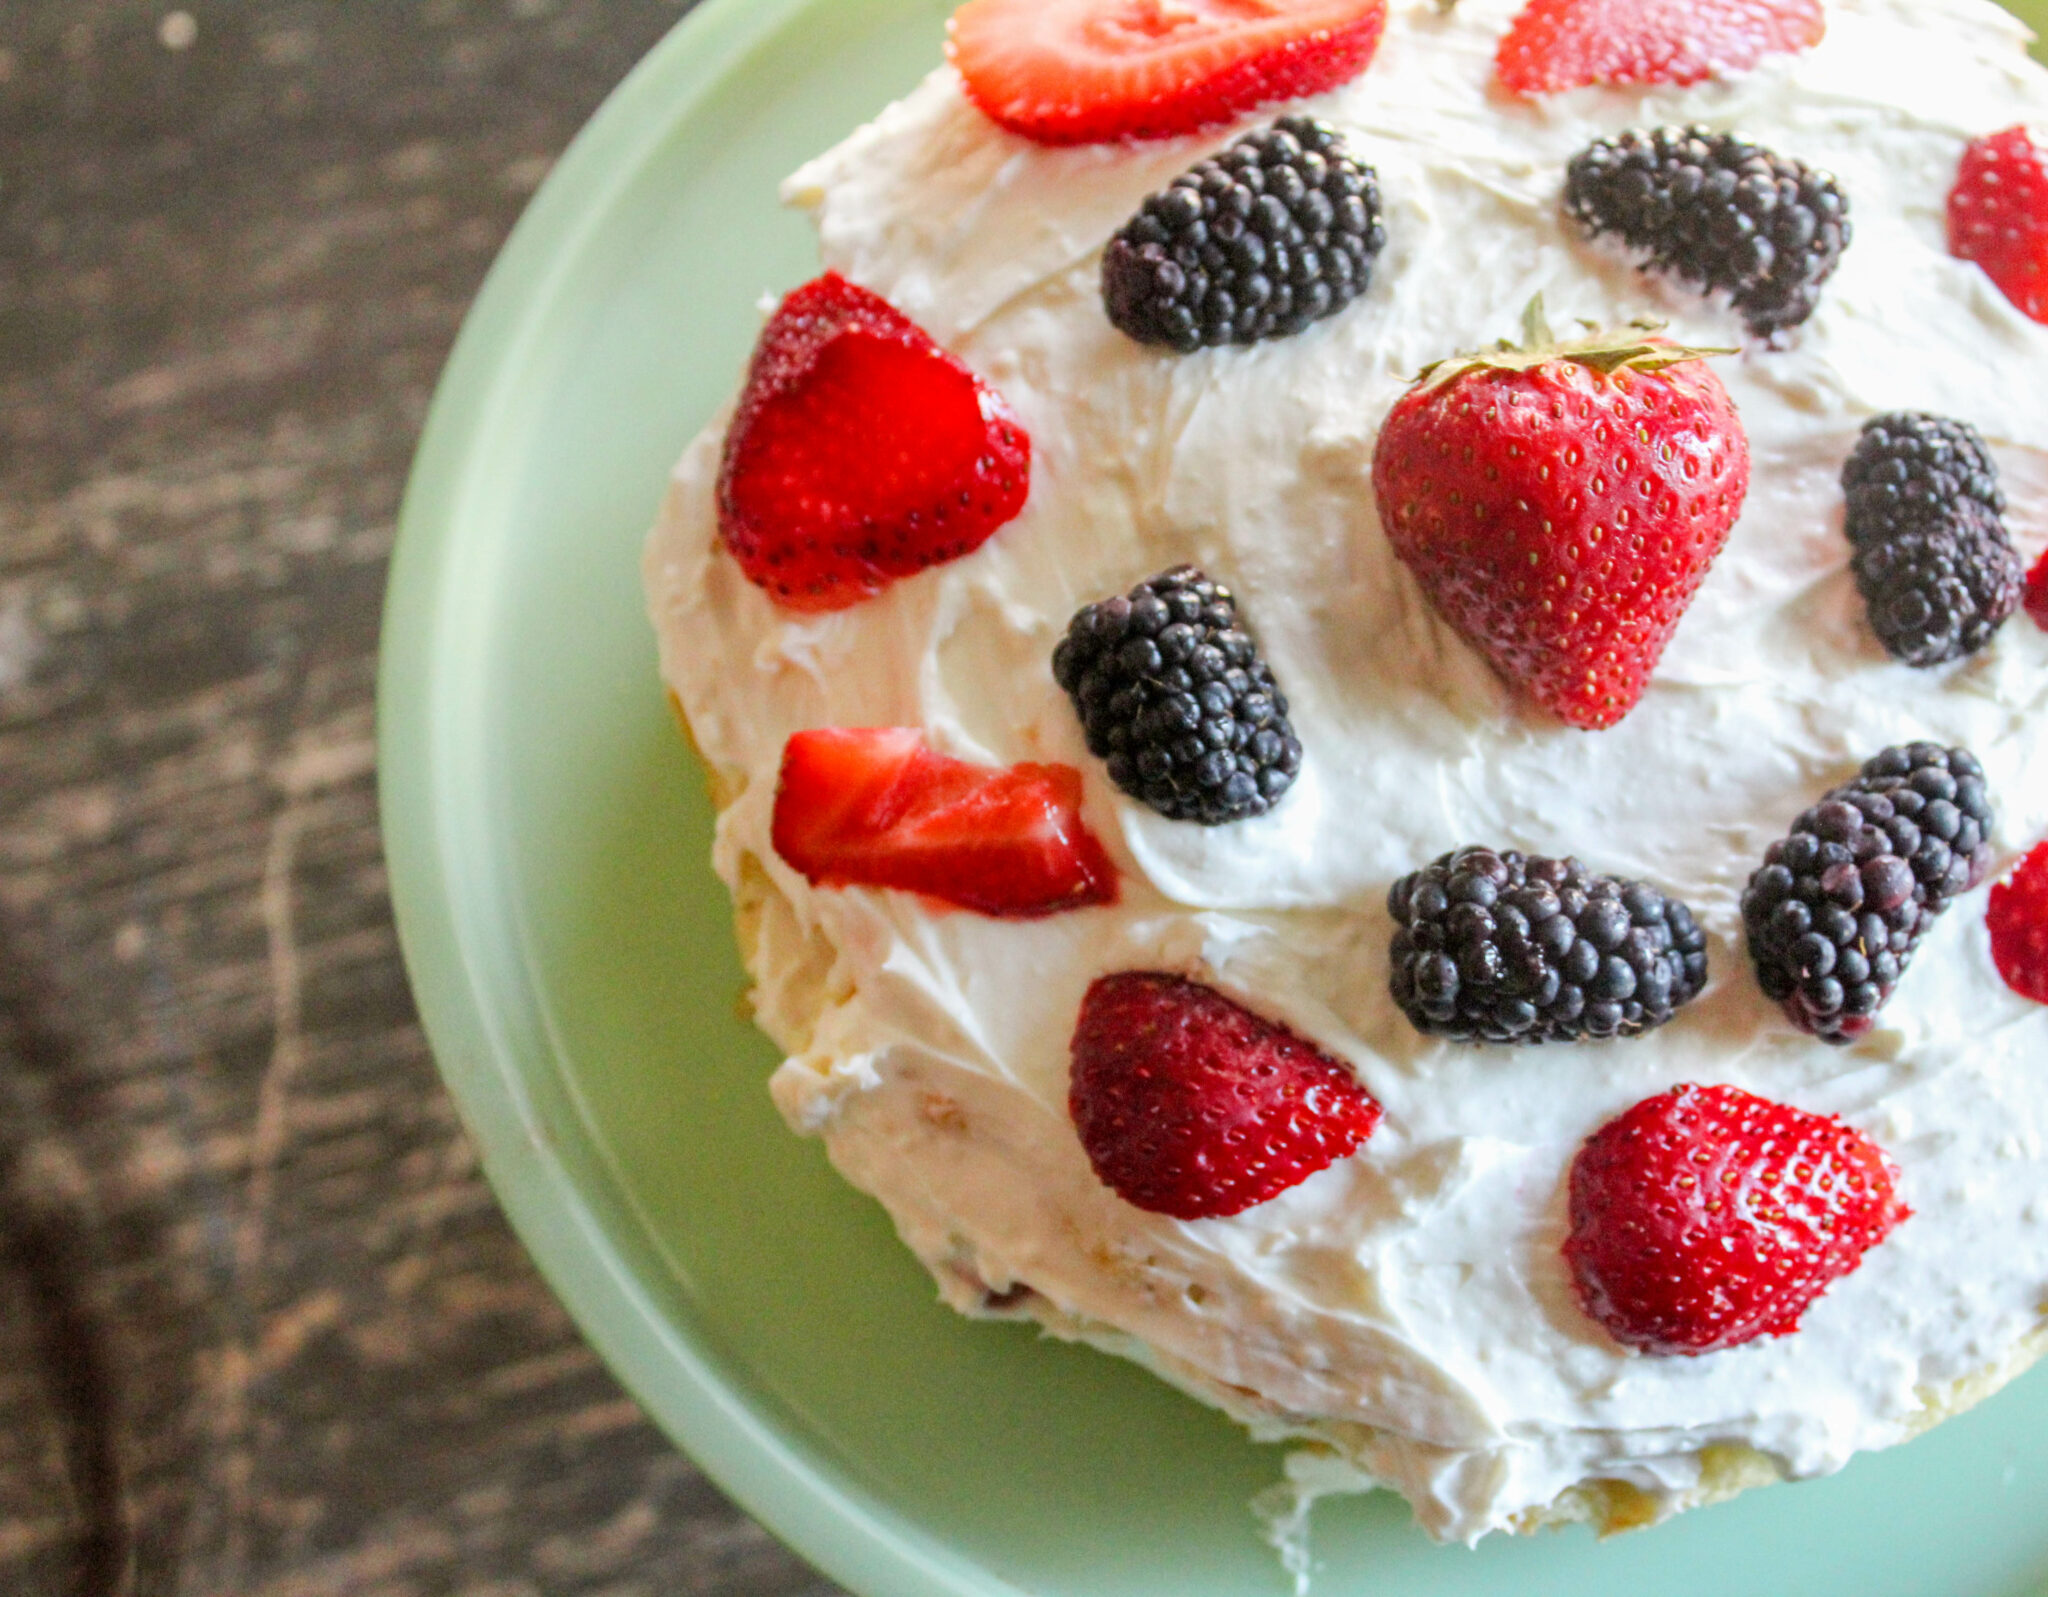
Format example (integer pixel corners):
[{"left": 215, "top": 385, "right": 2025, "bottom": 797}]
[
  {"left": 1101, "top": 116, "right": 1387, "bottom": 352},
  {"left": 1742, "top": 744, "right": 1997, "bottom": 1044},
  {"left": 1053, "top": 566, "right": 1300, "bottom": 826},
  {"left": 1388, "top": 849, "right": 1709, "bottom": 1045},
  {"left": 1564, "top": 125, "right": 1850, "bottom": 337},
  {"left": 1841, "top": 412, "right": 2024, "bottom": 667}
]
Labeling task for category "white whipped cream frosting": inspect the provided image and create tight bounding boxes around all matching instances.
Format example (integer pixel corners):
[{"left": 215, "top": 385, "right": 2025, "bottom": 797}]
[{"left": 645, "top": 0, "right": 2048, "bottom": 1546}]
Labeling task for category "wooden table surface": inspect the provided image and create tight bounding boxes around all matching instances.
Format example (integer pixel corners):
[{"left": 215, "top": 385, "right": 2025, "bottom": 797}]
[{"left": 0, "top": 3, "right": 848, "bottom": 1592}]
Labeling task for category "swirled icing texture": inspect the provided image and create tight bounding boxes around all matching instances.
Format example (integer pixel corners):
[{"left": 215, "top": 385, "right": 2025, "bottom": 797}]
[{"left": 645, "top": 0, "right": 2048, "bottom": 1544}]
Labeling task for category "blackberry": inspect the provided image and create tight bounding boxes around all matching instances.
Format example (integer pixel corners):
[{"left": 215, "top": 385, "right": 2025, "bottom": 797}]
[
  {"left": 1564, "top": 126, "right": 1851, "bottom": 337},
  {"left": 1101, "top": 116, "right": 1387, "bottom": 352},
  {"left": 1052, "top": 566, "right": 1300, "bottom": 826},
  {"left": 1842, "top": 411, "right": 2004, "bottom": 527},
  {"left": 1388, "top": 849, "right": 1709, "bottom": 1045},
  {"left": 1841, "top": 412, "right": 2024, "bottom": 667},
  {"left": 1742, "top": 744, "right": 1996, "bottom": 1044},
  {"left": 1851, "top": 503, "right": 2026, "bottom": 667}
]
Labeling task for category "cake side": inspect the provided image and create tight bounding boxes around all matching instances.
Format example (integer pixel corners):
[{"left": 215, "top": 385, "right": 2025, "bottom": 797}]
[{"left": 696, "top": 820, "right": 2048, "bottom": 1549}]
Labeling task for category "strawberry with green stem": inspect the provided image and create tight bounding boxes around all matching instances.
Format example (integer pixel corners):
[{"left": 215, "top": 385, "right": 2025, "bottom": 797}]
[{"left": 1371, "top": 301, "right": 1750, "bottom": 731}]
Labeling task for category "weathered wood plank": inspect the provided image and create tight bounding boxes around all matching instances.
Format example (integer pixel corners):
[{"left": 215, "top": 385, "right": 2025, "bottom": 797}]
[{"left": 0, "top": 3, "right": 848, "bottom": 1592}]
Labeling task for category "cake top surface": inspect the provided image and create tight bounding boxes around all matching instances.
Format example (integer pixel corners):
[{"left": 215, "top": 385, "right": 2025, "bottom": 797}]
[{"left": 647, "top": 0, "right": 2048, "bottom": 1543}]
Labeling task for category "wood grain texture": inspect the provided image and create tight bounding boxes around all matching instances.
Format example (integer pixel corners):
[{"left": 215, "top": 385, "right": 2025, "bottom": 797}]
[{"left": 0, "top": 3, "right": 847, "bottom": 1592}]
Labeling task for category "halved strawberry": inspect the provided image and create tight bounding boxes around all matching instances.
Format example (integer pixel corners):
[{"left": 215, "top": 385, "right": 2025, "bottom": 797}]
[
  {"left": 770, "top": 728, "right": 1118, "bottom": 918},
  {"left": 1566, "top": 1083, "right": 1907, "bottom": 1356},
  {"left": 1949, "top": 126, "right": 2048, "bottom": 325},
  {"left": 718, "top": 274, "right": 1031, "bottom": 613},
  {"left": 947, "top": 0, "right": 1388, "bottom": 147},
  {"left": 1069, "top": 971, "right": 1381, "bottom": 1219},
  {"left": 1497, "top": 0, "right": 1825, "bottom": 97}
]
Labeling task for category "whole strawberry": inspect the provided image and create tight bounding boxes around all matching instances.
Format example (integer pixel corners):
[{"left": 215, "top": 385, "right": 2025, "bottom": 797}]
[
  {"left": 1068, "top": 972, "right": 1380, "bottom": 1220},
  {"left": 1989, "top": 843, "right": 2048, "bottom": 1007},
  {"left": 1949, "top": 126, "right": 2048, "bottom": 325},
  {"left": 1372, "top": 306, "right": 1750, "bottom": 731},
  {"left": 1566, "top": 1083, "right": 1907, "bottom": 1356},
  {"left": 718, "top": 273, "right": 1031, "bottom": 612}
]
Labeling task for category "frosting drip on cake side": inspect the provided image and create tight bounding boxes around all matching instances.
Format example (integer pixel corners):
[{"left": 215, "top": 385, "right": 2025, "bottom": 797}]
[{"left": 646, "top": 0, "right": 2048, "bottom": 1544}]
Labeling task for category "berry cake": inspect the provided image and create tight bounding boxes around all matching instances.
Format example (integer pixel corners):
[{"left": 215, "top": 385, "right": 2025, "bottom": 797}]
[{"left": 644, "top": 0, "right": 2048, "bottom": 1554}]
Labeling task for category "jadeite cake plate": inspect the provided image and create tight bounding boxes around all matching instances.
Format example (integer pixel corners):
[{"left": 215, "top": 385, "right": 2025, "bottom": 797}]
[{"left": 379, "top": 2, "right": 2048, "bottom": 1591}]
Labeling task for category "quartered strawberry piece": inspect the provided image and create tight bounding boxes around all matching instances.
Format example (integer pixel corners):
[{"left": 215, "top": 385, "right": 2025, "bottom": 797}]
[
  {"left": 770, "top": 728, "right": 1118, "bottom": 919},
  {"left": 948, "top": 0, "right": 1388, "bottom": 147},
  {"left": 1949, "top": 126, "right": 2048, "bottom": 325},
  {"left": 1566, "top": 1083, "right": 1907, "bottom": 1356},
  {"left": 1497, "top": 0, "right": 1824, "bottom": 97},
  {"left": 718, "top": 273, "right": 1031, "bottom": 613},
  {"left": 1068, "top": 971, "right": 1381, "bottom": 1219}
]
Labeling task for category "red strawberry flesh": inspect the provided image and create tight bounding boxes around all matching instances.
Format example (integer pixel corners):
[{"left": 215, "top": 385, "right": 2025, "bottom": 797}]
[
  {"left": 1949, "top": 126, "right": 2048, "bottom": 326},
  {"left": 718, "top": 273, "right": 1031, "bottom": 612},
  {"left": 771, "top": 728, "right": 1117, "bottom": 919},
  {"left": 1372, "top": 334, "right": 1750, "bottom": 731},
  {"left": 1497, "top": 0, "right": 1825, "bottom": 96},
  {"left": 1566, "top": 1083, "right": 1907, "bottom": 1356},
  {"left": 2028, "top": 547, "right": 2048, "bottom": 631},
  {"left": 948, "top": 0, "right": 1388, "bottom": 147},
  {"left": 1069, "top": 971, "right": 1381, "bottom": 1220},
  {"left": 1989, "top": 843, "right": 2048, "bottom": 1006}
]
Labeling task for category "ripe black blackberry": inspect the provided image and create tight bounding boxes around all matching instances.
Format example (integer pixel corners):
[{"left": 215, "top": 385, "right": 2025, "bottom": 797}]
[
  {"left": 1842, "top": 411, "right": 2004, "bottom": 526},
  {"left": 1851, "top": 503, "right": 2026, "bottom": 668},
  {"left": 1841, "top": 413, "right": 2024, "bottom": 667},
  {"left": 1052, "top": 566, "right": 1300, "bottom": 826},
  {"left": 1742, "top": 744, "right": 1996, "bottom": 1044},
  {"left": 1564, "top": 125, "right": 1851, "bottom": 337},
  {"left": 1388, "top": 849, "right": 1709, "bottom": 1045},
  {"left": 1101, "top": 116, "right": 1387, "bottom": 352}
]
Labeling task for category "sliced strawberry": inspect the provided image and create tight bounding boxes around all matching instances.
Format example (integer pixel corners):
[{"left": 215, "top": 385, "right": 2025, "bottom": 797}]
[
  {"left": 1371, "top": 312, "right": 1750, "bottom": 731},
  {"left": 1989, "top": 843, "right": 2048, "bottom": 1006},
  {"left": 1566, "top": 1083, "right": 1907, "bottom": 1356},
  {"left": 718, "top": 274, "right": 1031, "bottom": 613},
  {"left": 1951, "top": 127, "right": 2048, "bottom": 325},
  {"left": 2028, "top": 546, "right": 2048, "bottom": 630},
  {"left": 1068, "top": 972, "right": 1381, "bottom": 1219},
  {"left": 1497, "top": 0, "right": 1824, "bottom": 97},
  {"left": 770, "top": 728, "right": 1118, "bottom": 918},
  {"left": 948, "top": 0, "right": 1387, "bottom": 147}
]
